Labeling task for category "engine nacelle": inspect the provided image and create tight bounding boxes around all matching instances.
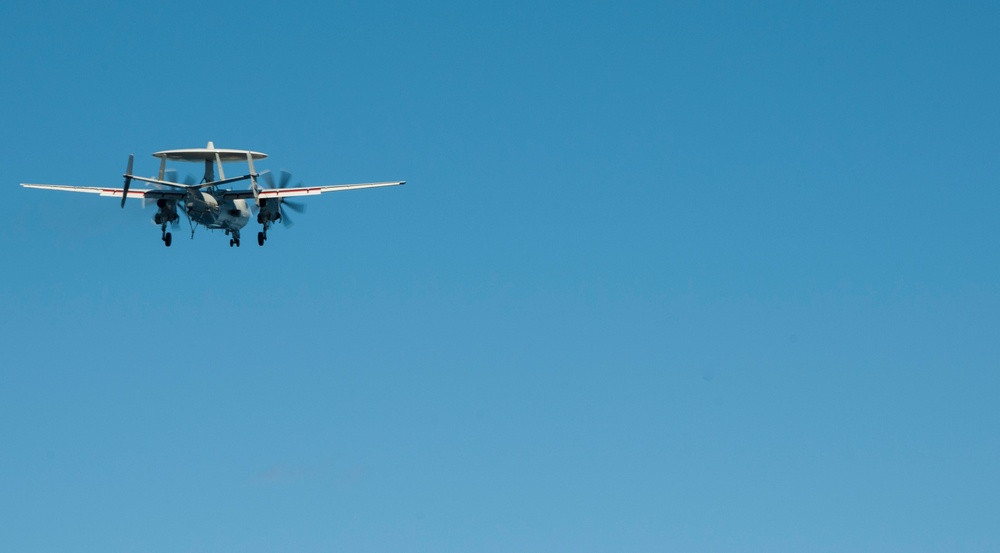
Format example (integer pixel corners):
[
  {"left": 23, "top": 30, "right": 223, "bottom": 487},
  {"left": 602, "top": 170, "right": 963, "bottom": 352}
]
[
  {"left": 256, "top": 198, "right": 281, "bottom": 223},
  {"left": 153, "top": 199, "right": 179, "bottom": 225}
]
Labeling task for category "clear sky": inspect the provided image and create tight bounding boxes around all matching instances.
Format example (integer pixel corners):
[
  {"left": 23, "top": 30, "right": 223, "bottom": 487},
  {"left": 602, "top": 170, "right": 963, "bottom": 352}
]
[{"left": 2, "top": 1, "right": 998, "bottom": 551}]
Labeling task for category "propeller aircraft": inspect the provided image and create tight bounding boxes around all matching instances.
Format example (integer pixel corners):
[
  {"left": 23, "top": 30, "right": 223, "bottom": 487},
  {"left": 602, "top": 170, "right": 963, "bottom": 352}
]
[{"left": 21, "top": 142, "right": 405, "bottom": 247}]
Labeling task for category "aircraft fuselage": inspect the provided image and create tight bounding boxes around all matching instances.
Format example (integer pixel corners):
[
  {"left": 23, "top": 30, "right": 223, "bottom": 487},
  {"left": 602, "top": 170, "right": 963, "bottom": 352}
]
[{"left": 184, "top": 189, "right": 251, "bottom": 232}]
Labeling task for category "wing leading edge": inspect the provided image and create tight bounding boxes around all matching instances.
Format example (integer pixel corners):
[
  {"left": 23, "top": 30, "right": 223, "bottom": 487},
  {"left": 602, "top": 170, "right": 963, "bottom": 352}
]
[
  {"left": 22, "top": 180, "right": 405, "bottom": 201},
  {"left": 20, "top": 183, "right": 185, "bottom": 200},
  {"left": 225, "top": 180, "right": 406, "bottom": 200}
]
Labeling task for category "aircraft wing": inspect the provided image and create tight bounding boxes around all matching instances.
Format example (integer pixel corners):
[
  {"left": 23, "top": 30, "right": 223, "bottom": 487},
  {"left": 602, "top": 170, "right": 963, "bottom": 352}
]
[
  {"left": 224, "top": 180, "right": 406, "bottom": 200},
  {"left": 20, "top": 183, "right": 186, "bottom": 201}
]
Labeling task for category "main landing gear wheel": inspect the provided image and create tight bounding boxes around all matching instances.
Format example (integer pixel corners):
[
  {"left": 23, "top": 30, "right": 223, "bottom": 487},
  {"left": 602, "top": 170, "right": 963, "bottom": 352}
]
[
  {"left": 160, "top": 221, "right": 172, "bottom": 247},
  {"left": 258, "top": 231, "right": 266, "bottom": 246}
]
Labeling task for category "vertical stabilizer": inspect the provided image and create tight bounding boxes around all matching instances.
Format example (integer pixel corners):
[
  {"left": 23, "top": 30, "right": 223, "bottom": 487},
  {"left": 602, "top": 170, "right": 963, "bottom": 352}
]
[
  {"left": 121, "top": 154, "right": 134, "bottom": 208},
  {"left": 247, "top": 151, "right": 260, "bottom": 201}
]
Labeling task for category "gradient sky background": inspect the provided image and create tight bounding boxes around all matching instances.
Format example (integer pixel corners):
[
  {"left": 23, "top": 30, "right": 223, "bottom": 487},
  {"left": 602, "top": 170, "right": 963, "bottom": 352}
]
[{"left": 2, "top": 1, "right": 999, "bottom": 551}]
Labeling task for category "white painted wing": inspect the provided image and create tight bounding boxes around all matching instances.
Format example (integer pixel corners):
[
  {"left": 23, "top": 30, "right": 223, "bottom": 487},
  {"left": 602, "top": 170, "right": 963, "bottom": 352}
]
[
  {"left": 20, "top": 183, "right": 183, "bottom": 200},
  {"left": 225, "top": 180, "right": 405, "bottom": 200}
]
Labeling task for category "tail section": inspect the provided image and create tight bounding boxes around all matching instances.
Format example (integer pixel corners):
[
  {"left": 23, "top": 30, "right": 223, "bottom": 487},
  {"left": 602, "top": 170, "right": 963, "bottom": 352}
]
[
  {"left": 246, "top": 151, "right": 261, "bottom": 202},
  {"left": 121, "top": 154, "right": 134, "bottom": 208}
]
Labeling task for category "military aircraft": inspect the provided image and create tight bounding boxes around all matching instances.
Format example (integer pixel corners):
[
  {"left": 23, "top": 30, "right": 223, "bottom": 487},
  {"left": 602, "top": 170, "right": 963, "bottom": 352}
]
[{"left": 21, "top": 142, "right": 405, "bottom": 247}]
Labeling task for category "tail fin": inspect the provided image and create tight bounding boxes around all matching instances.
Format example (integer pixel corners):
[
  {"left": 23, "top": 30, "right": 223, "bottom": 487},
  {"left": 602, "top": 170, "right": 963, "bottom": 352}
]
[
  {"left": 121, "top": 154, "right": 134, "bottom": 208},
  {"left": 247, "top": 151, "right": 261, "bottom": 202}
]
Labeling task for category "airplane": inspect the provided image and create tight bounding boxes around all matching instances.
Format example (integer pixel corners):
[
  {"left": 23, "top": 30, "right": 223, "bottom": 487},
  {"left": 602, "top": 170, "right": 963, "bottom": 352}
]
[{"left": 21, "top": 141, "right": 405, "bottom": 247}]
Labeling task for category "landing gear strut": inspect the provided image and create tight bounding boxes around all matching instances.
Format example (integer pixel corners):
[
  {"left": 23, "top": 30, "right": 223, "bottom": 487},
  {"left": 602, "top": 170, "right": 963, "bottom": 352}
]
[
  {"left": 229, "top": 229, "right": 241, "bottom": 248},
  {"left": 160, "top": 222, "right": 172, "bottom": 247},
  {"left": 154, "top": 201, "right": 178, "bottom": 247},
  {"left": 257, "top": 217, "right": 270, "bottom": 246}
]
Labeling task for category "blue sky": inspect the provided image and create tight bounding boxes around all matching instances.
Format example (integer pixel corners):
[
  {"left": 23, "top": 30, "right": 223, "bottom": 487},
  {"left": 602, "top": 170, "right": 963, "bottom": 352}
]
[{"left": 2, "top": 1, "right": 999, "bottom": 551}]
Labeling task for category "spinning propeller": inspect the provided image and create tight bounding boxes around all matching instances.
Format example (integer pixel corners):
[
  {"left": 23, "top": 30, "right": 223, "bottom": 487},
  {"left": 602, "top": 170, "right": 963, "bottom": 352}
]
[
  {"left": 259, "top": 170, "right": 306, "bottom": 227},
  {"left": 142, "top": 169, "right": 196, "bottom": 227},
  {"left": 164, "top": 169, "right": 197, "bottom": 224},
  {"left": 164, "top": 169, "right": 196, "bottom": 187}
]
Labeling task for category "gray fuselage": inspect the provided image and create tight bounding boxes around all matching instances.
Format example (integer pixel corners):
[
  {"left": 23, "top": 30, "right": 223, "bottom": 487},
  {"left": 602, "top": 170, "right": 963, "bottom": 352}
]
[{"left": 185, "top": 190, "right": 251, "bottom": 231}]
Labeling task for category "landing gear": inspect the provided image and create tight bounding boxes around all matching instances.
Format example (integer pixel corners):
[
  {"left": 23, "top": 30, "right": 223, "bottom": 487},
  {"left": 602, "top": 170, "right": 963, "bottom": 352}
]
[
  {"left": 155, "top": 200, "right": 180, "bottom": 247},
  {"left": 258, "top": 217, "right": 271, "bottom": 246},
  {"left": 160, "top": 222, "right": 172, "bottom": 247},
  {"left": 229, "top": 229, "right": 241, "bottom": 247}
]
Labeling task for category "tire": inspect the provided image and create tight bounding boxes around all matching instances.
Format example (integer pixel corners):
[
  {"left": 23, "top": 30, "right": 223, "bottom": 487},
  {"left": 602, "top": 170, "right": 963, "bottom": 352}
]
[
  {"left": 258, "top": 232, "right": 265, "bottom": 246},
  {"left": 164, "top": 233, "right": 172, "bottom": 247}
]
